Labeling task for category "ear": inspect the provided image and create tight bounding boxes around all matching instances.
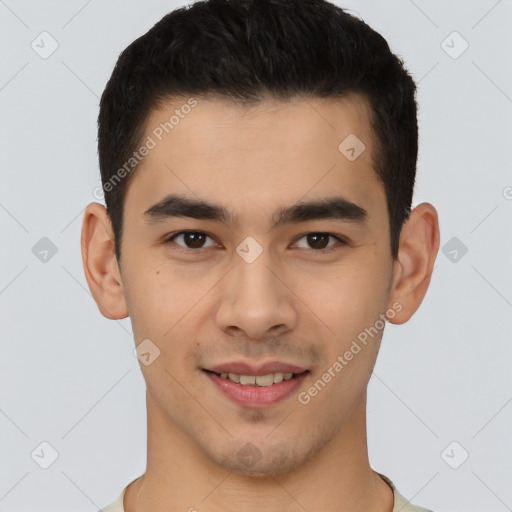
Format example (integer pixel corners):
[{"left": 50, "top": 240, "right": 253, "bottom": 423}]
[
  {"left": 80, "top": 202, "right": 129, "bottom": 320},
  {"left": 387, "top": 202, "right": 440, "bottom": 324}
]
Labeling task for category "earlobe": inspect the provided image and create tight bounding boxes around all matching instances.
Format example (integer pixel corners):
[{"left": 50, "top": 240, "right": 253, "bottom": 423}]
[
  {"left": 387, "top": 203, "right": 440, "bottom": 325},
  {"left": 80, "top": 202, "right": 129, "bottom": 320}
]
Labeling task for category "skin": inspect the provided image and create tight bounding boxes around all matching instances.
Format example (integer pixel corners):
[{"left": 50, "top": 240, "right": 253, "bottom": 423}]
[{"left": 81, "top": 93, "right": 439, "bottom": 512}]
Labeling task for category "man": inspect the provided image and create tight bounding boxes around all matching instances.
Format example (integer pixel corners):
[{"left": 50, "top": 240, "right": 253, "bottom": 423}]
[{"left": 81, "top": 0, "right": 439, "bottom": 510}]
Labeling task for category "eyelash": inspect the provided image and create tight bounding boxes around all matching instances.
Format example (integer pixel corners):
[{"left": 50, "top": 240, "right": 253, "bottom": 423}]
[{"left": 163, "top": 231, "right": 347, "bottom": 254}]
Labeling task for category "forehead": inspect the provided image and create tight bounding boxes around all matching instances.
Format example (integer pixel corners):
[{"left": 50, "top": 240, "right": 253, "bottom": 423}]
[{"left": 124, "top": 93, "right": 385, "bottom": 227}]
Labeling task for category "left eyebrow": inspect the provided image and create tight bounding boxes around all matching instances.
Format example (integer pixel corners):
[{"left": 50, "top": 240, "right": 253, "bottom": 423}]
[{"left": 142, "top": 193, "right": 368, "bottom": 228}]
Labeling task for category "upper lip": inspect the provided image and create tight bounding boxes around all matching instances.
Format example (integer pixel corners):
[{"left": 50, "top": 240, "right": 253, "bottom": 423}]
[{"left": 205, "top": 361, "right": 309, "bottom": 376}]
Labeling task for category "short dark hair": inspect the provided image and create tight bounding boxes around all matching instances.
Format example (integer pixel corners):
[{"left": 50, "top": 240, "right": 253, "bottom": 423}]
[{"left": 98, "top": 0, "right": 417, "bottom": 264}]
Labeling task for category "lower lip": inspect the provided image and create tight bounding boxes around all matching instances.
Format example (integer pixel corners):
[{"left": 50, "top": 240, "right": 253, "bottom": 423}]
[{"left": 204, "top": 370, "right": 309, "bottom": 408}]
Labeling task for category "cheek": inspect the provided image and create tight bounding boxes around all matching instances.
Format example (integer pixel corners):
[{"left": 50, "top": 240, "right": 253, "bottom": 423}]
[
  {"left": 123, "top": 259, "right": 218, "bottom": 364},
  {"left": 121, "top": 257, "right": 181, "bottom": 341},
  {"left": 299, "top": 262, "right": 385, "bottom": 328},
  {"left": 302, "top": 275, "right": 385, "bottom": 410},
  {"left": 298, "top": 257, "right": 390, "bottom": 376}
]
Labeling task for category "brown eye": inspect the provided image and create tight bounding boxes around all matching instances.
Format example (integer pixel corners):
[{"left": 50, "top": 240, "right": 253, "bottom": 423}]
[
  {"left": 306, "top": 233, "right": 330, "bottom": 249},
  {"left": 166, "top": 231, "right": 216, "bottom": 250},
  {"left": 294, "top": 233, "right": 345, "bottom": 251}
]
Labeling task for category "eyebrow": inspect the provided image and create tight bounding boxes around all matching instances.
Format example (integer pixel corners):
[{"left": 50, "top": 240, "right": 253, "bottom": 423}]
[{"left": 143, "top": 193, "right": 368, "bottom": 228}]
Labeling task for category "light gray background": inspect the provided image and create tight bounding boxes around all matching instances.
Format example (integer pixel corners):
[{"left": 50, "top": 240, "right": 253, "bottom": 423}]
[{"left": 1, "top": 1, "right": 511, "bottom": 511}]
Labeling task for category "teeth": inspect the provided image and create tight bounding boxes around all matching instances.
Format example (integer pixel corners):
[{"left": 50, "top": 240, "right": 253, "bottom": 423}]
[
  {"left": 255, "top": 374, "right": 274, "bottom": 386},
  {"left": 239, "top": 375, "right": 256, "bottom": 385},
  {"left": 217, "top": 371, "right": 300, "bottom": 386}
]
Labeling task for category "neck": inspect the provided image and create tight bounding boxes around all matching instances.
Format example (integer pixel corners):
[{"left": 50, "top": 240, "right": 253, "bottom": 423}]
[{"left": 124, "top": 391, "right": 394, "bottom": 512}]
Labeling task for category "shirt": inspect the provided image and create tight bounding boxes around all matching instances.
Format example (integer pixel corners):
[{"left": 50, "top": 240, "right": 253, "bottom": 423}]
[{"left": 99, "top": 472, "right": 433, "bottom": 511}]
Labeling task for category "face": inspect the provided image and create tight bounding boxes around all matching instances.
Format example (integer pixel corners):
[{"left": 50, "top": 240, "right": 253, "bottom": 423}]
[{"left": 106, "top": 94, "right": 399, "bottom": 475}]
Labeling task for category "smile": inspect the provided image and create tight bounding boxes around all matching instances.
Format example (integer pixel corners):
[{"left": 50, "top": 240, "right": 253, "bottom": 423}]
[{"left": 203, "top": 369, "right": 310, "bottom": 408}]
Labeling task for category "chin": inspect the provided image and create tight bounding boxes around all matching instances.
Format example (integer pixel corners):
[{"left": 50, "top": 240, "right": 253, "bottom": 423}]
[
  {"left": 220, "top": 455, "right": 298, "bottom": 478},
  {"left": 204, "top": 437, "right": 312, "bottom": 478}
]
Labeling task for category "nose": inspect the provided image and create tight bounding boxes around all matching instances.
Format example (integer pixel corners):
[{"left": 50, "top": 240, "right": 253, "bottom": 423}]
[{"left": 214, "top": 247, "right": 298, "bottom": 341}]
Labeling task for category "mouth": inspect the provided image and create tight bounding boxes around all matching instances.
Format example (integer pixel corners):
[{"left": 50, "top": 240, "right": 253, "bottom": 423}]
[{"left": 202, "top": 368, "right": 310, "bottom": 408}]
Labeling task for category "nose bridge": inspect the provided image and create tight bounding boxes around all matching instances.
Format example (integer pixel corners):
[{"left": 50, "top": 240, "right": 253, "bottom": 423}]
[
  {"left": 215, "top": 239, "right": 297, "bottom": 338},
  {"left": 234, "top": 243, "right": 278, "bottom": 301}
]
